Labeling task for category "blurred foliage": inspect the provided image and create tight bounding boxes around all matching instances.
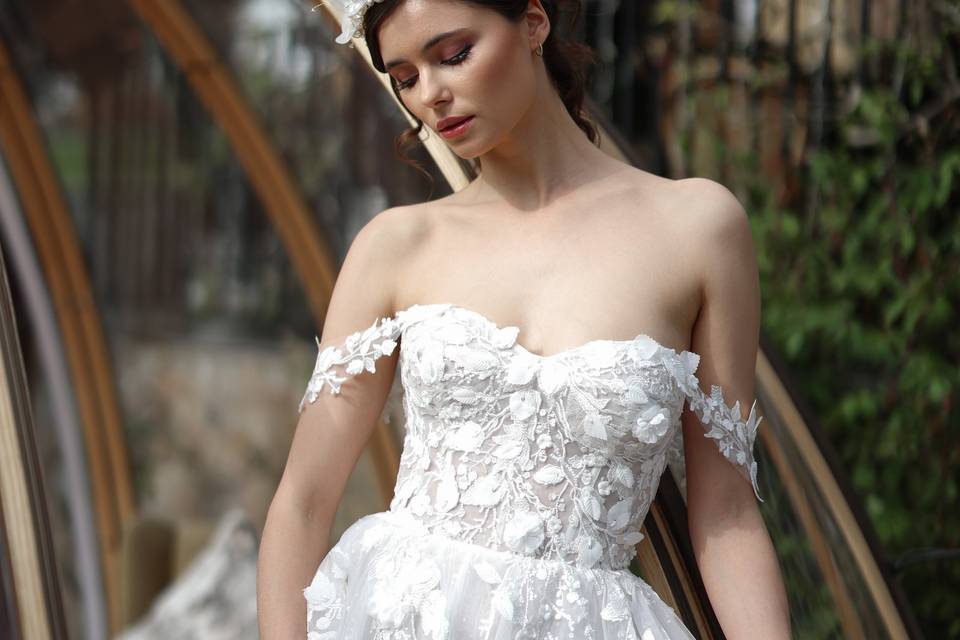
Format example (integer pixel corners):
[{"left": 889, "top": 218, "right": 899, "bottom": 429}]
[
  {"left": 754, "top": 24, "right": 960, "bottom": 640},
  {"left": 651, "top": 0, "right": 960, "bottom": 637},
  {"left": 750, "top": 39, "right": 959, "bottom": 640}
]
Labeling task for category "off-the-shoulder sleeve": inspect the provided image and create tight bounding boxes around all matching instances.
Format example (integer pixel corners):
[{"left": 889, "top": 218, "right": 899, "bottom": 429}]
[
  {"left": 667, "top": 350, "right": 764, "bottom": 501},
  {"left": 298, "top": 314, "right": 406, "bottom": 413}
]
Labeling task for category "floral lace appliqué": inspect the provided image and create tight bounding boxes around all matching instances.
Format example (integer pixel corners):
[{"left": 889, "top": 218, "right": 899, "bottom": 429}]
[
  {"left": 662, "top": 351, "right": 763, "bottom": 500},
  {"left": 298, "top": 302, "right": 763, "bottom": 639},
  {"left": 298, "top": 315, "right": 404, "bottom": 411}
]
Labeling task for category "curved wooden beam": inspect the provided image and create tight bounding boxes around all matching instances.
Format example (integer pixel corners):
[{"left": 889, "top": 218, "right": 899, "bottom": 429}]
[
  {"left": 756, "top": 351, "right": 911, "bottom": 639},
  {"left": 128, "top": 0, "right": 338, "bottom": 320},
  {"left": 760, "top": 408, "right": 867, "bottom": 638},
  {"left": 0, "top": 34, "right": 131, "bottom": 630},
  {"left": 125, "top": 0, "right": 401, "bottom": 507},
  {"left": 0, "top": 247, "right": 54, "bottom": 640},
  {"left": 0, "top": 130, "right": 108, "bottom": 639}
]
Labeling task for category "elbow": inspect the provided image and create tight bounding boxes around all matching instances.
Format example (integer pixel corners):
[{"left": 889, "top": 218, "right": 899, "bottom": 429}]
[
  {"left": 687, "top": 470, "right": 761, "bottom": 537},
  {"left": 267, "top": 475, "right": 334, "bottom": 531}
]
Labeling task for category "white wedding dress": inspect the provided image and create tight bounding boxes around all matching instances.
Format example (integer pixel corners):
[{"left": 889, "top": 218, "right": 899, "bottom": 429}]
[{"left": 298, "top": 302, "right": 762, "bottom": 639}]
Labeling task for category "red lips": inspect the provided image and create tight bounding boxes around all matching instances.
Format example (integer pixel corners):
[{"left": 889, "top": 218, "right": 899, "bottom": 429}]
[{"left": 437, "top": 115, "right": 472, "bottom": 131}]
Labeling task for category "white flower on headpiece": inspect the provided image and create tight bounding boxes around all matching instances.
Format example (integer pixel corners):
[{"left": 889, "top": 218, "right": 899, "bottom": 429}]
[{"left": 314, "top": 0, "right": 388, "bottom": 45}]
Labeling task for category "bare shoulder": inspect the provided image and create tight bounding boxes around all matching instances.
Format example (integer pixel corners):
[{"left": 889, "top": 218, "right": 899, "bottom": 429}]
[
  {"left": 663, "top": 177, "right": 760, "bottom": 317},
  {"left": 350, "top": 203, "right": 433, "bottom": 261},
  {"left": 621, "top": 174, "right": 755, "bottom": 260},
  {"left": 611, "top": 170, "right": 751, "bottom": 241},
  {"left": 333, "top": 203, "right": 435, "bottom": 315},
  {"left": 614, "top": 172, "right": 757, "bottom": 303},
  {"left": 666, "top": 176, "right": 753, "bottom": 245}
]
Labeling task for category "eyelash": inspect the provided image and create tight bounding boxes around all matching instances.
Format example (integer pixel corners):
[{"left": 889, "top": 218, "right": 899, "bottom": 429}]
[{"left": 395, "top": 45, "right": 473, "bottom": 92}]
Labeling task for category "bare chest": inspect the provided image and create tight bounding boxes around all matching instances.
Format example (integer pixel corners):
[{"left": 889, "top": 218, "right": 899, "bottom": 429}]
[{"left": 396, "top": 203, "right": 701, "bottom": 357}]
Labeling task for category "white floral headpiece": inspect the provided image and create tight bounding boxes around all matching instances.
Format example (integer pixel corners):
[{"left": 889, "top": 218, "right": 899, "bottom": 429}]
[{"left": 313, "top": 0, "right": 388, "bottom": 46}]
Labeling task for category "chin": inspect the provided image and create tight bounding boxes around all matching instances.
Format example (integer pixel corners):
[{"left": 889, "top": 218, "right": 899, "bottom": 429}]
[
  {"left": 453, "top": 143, "right": 494, "bottom": 162},
  {"left": 452, "top": 126, "right": 513, "bottom": 160},
  {"left": 450, "top": 144, "right": 482, "bottom": 160},
  {"left": 442, "top": 135, "right": 489, "bottom": 160}
]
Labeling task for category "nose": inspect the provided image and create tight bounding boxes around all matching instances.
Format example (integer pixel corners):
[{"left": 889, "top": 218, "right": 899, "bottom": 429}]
[{"left": 418, "top": 68, "right": 450, "bottom": 110}]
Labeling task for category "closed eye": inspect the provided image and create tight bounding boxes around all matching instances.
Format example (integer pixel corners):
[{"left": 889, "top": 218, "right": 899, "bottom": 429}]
[{"left": 394, "top": 44, "right": 473, "bottom": 92}]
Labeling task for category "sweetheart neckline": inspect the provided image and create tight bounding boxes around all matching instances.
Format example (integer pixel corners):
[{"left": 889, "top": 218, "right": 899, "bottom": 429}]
[{"left": 397, "top": 302, "right": 700, "bottom": 361}]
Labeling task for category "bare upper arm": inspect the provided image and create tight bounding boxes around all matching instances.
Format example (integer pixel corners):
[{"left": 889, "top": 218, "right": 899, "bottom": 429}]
[
  {"left": 677, "top": 178, "right": 763, "bottom": 512},
  {"left": 277, "top": 205, "right": 426, "bottom": 517}
]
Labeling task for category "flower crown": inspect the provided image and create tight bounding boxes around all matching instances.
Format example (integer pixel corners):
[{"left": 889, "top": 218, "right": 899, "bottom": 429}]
[{"left": 313, "top": 0, "right": 386, "bottom": 46}]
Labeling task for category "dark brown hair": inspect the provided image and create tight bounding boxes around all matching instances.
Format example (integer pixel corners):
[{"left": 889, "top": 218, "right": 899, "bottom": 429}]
[{"left": 360, "top": 0, "right": 600, "bottom": 190}]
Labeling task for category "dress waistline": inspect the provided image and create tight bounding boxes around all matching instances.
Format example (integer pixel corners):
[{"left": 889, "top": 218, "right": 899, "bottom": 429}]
[{"left": 380, "top": 508, "right": 635, "bottom": 575}]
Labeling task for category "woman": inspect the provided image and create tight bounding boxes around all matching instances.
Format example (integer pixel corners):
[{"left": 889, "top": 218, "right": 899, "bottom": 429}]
[{"left": 257, "top": 0, "right": 791, "bottom": 638}]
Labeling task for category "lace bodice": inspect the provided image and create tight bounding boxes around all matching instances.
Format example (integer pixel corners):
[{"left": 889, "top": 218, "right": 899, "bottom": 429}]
[{"left": 299, "top": 303, "right": 762, "bottom": 573}]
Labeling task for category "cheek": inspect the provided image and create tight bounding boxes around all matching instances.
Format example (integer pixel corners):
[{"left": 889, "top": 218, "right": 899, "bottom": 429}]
[{"left": 471, "top": 41, "right": 536, "bottom": 118}]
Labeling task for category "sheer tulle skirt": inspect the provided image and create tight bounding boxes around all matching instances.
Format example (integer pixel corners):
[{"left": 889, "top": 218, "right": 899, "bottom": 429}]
[{"left": 304, "top": 510, "right": 695, "bottom": 640}]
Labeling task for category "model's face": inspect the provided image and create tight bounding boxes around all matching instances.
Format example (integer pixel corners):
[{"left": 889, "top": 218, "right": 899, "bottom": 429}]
[{"left": 378, "top": 0, "right": 539, "bottom": 157}]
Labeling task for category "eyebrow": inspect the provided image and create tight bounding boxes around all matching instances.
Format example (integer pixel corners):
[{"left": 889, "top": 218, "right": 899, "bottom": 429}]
[{"left": 384, "top": 28, "right": 470, "bottom": 71}]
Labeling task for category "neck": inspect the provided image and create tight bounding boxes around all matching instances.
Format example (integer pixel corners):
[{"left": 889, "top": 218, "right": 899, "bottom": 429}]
[{"left": 466, "top": 65, "right": 622, "bottom": 213}]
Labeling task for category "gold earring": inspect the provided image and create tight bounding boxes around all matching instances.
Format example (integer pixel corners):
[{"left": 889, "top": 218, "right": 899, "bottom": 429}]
[{"left": 536, "top": 41, "right": 544, "bottom": 56}]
